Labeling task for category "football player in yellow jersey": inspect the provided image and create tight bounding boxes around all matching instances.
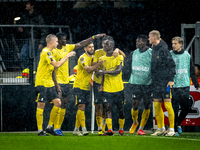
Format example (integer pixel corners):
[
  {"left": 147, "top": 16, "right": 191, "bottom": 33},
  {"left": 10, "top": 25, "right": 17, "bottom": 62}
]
[
  {"left": 52, "top": 32, "right": 106, "bottom": 136},
  {"left": 35, "top": 34, "right": 76, "bottom": 136},
  {"left": 73, "top": 41, "right": 103, "bottom": 136},
  {"left": 96, "top": 38, "right": 125, "bottom": 136},
  {"left": 93, "top": 35, "right": 126, "bottom": 135}
]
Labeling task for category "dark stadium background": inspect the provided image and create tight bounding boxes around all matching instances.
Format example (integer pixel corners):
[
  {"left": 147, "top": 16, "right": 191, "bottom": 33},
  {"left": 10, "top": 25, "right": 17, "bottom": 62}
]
[{"left": 0, "top": 1, "right": 200, "bottom": 132}]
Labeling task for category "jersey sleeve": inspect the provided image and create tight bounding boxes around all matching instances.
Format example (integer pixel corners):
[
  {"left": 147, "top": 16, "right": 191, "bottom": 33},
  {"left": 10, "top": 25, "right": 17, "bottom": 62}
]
[
  {"left": 80, "top": 56, "right": 89, "bottom": 67},
  {"left": 45, "top": 51, "right": 55, "bottom": 64},
  {"left": 117, "top": 55, "right": 124, "bottom": 67},
  {"left": 67, "top": 44, "right": 75, "bottom": 52}
]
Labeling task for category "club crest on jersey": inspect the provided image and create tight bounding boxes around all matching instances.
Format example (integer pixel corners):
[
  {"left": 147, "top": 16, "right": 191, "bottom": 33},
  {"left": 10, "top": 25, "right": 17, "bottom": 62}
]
[
  {"left": 79, "top": 99, "right": 81, "bottom": 102},
  {"left": 47, "top": 52, "right": 51, "bottom": 56},
  {"left": 103, "top": 99, "right": 107, "bottom": 102},
  {"left": 80, "top": 57, "right": 84, "bottom": 62}
]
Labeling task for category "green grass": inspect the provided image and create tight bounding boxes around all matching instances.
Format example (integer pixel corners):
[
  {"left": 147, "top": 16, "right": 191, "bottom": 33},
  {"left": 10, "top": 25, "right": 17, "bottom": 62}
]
[{"left": 0, "top": 132, "right": 200, "bottom": 150}]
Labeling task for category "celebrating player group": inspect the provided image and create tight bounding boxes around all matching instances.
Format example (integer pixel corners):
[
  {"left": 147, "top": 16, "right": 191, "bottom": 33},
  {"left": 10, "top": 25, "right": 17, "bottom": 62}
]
[{"left": 34, "top": 30, "right": 199, "bottom": 136}]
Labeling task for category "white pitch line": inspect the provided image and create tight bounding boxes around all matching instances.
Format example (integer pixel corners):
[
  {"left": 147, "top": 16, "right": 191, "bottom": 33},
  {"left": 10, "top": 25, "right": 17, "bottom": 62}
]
[{"left": 131, "top": 135, "right": 200, "bottom": 142}]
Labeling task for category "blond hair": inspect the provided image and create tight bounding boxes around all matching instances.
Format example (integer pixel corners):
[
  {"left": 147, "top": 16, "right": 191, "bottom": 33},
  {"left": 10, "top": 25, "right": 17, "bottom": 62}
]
[
  {"left": 46, "top": 34, "right": 57, "bottom": 44},
  {"left": 149, "top": 30, "right": 161, "bottom": 40},
  {"left": 172, "top": 36, "right": 183, "bottom": 45}
]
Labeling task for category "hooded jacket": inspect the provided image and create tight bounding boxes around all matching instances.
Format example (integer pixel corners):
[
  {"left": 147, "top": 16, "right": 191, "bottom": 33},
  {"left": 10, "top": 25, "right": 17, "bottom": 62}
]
[{"left": 151, "top": 41, "right": 176, "bottom": 86}]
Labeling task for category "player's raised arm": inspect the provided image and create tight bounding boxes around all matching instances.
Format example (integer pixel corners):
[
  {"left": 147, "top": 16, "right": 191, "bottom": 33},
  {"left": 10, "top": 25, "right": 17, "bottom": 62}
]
[{"left": 74, "top": 33, "right": 106, "bottom": 50}]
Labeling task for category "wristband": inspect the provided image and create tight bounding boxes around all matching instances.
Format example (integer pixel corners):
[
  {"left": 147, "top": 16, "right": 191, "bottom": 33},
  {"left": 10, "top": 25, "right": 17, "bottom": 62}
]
[{"left": 91, "top": 36, "right": 95, "bottom": 40}]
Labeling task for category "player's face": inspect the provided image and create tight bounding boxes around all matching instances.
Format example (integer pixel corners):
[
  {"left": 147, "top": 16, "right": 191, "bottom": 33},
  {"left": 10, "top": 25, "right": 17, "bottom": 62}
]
[
  {"left": 52, "top": 37, "right": 58, "bottom": 49},
  {"left": 58, "top": 36, "right": 67, "bottom": 46},
  {"left": 172, "top": 40, "right": 182, "bottom": 51},
  {"left": 26, "top": 3, "right": 34, "bottom": 11},
  {"left": 102, "top": 40, "right": 106, "bottom": 48},
  {"left": 85, "top": 43, "right": 94, "bottom": 55},
  {"left": 103, "top": 40, "right": 114, "bottom": 52},
  {"left": 136, "top": 38, "right": 145, "bottom": 49},
  {"left": 148, "top": 34, "right": 155, "bottom": 45}
]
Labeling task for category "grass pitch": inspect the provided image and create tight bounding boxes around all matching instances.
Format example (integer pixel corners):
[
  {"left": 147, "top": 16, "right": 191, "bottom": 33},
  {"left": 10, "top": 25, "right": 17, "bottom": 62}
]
[{"left": 0, "top": 132, "right": 200, "bottom": 150}]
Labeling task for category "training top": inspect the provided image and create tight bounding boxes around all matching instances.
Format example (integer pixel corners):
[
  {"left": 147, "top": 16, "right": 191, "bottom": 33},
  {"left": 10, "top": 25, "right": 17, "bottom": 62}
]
[
  {"left": 93, "top": 49, "right": 106, "bottom": 84},
  {"left": 100, "top": 55, "right": 124, "bottom": 93},
  {"left": 128, "top": 48, "right": 152, "bottom": 85},
  {"left": 35, "top": 47, "right": 56, "bottom": 87},
  {"left": 151, "top": 41, "right": 176, "bottom": 86},
  {"left": 52, "top": 44, "right": 75, "bottom": 84},
  {"left": 73, "top": 53, "right": 93, "bottom": 91},
  {"left": 171, "top": 49, "right": 199, "bottom": 88}
]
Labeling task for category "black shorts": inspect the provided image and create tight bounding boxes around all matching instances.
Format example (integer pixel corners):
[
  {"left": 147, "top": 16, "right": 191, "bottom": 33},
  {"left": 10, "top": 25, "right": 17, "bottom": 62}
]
[
  {"left": 172, "top": 87, "right": 190, "bottom": 109},
  {"left": 130, "top": 84, "right": 152, "bottom": 100},
  {"left": 102, "top": 91, "right": 125, "bottom": 105},
  {"left": 59, "top": 84, "right": 71, "bottom": 98},
  {"left": 93, "top": 82, "right": 103, "bottom": 104},
  {"left": 74, "top": 88, "right": 90, "bottom": 105},
  {"left": 36, "top": 86, "right": 59, "bottom": 103},
  {"left": 152, "top": 82, "right": 172, "bottom": 99}
]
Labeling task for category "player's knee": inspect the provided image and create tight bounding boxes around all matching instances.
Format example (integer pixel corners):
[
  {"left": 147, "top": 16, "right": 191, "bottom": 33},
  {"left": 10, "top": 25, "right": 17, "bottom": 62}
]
[
  {"left": 78, "top": 104, "right": 85, "bottom": 111},
  {"left": 53, "top": 99, "right": 61, "bottom": 107}
]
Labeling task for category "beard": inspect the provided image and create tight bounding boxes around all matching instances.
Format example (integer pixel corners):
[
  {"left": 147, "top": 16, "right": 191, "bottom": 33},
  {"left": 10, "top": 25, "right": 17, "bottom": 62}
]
[{"left": 87, "top": 50, "right": 94, "bottom": 55}]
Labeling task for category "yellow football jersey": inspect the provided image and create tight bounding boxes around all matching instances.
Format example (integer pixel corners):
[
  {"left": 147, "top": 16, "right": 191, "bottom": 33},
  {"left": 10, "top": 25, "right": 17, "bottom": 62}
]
[
  {"left": 100, "top": 55, "right": 124, "bottom": 93},
  {"left": 93, "top": 49, "right": 106, "bottom": 84},
  {"left": 73, "top": 53, "right": 94, "bottom": 91},
  {"left": 52, "top": 44, "right": 75, "bottom": 84},
  {"left": 35, "top": 47, "right": 56, "bottom": 87}
]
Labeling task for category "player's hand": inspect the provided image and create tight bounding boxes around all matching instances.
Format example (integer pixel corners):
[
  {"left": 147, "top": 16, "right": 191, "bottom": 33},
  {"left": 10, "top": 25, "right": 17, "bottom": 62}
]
[
  {"left": 98, "top": 85, "right": 103, "bottom": 91},
  {"left": 196, "top": 87, "right": 199, "bottom": 90},
  {"left": 113, "top": 48, "right": 119, "bottom": 58},
  {"left": 67, "top": 51, "right": 76, "bottom": 58},
  {"left": 96, "top": 70, "right": 104, "bottom": 77},
  {"left": 18, "top": 27, "right": 23, "bottom": 32},
  {"left": 98, "top": 60, "right": 103, "bottom": 66},
  {"left": 94, "top": 33, "right": 106, "bottom": 39},
  {"left": 38, "top": 44, "right": 43, "bottom": 51},
  {"left": 167, "top": 81, "right": 174, "bottom": 88}
]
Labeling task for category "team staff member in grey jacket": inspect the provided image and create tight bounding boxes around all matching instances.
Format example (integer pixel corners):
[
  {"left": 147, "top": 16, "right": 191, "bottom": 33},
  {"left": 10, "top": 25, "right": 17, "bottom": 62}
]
[
  {"left": 170, "top": 36, "right": 199, "bottom": 136},
  {"left": 149, "top": 30, "right": 176, "bottom": 136}
]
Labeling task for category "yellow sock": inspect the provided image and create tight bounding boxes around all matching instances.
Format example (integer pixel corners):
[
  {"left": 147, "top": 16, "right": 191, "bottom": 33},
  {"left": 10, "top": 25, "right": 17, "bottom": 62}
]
[
  {"left": 154, "top": 102, "right": 162, "bottom": 129},
  {"left": 75, "top": 110, "right": 80, "bottom": 128},
  {"left": 57, "top": 108, "right": 66, "bottom": 129},
  {"left": 48, "top": 106, "right": 60, "bottom": 126},
  {"left": 119, "top": 118, "right": 125, "bottom": 129},
  {"left": 140, "top": 109, "right": 150, "bottom": 128},
  {"left": 96, "top": 116, "right": 102, "bottom": 127},
  {"left": 160, "top": 107, "right": 165, "bottom": 128},
  {"left": 36, "top": 108, "right": 44, "bottom": 131},
  {"left": 102, "top": 125, "right": 106, "bottom": 133},
  {"left": 106, "top": 118, "right": 112, "bottom": 130},
  {"left": 54, "top": 107, "right": 61, "bottom": 129},
  {"left": 78, "top": 110, "right": 86, "bottom": 128},
  {"left": 131, "top": 108, "right": 138, "bottom": 123},
  {"left": 164, "top": 102, "right": 174, "bottom": 129}
]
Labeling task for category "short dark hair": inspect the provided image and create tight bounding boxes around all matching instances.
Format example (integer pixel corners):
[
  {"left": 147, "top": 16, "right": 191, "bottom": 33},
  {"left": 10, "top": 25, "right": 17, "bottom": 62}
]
[
  {"left": 27, "top": 0, "right": 36, "bottom": 6},
  {"left": 137, "top": 35, "right": 148, "bottom": 43},
  {"left": 56, "top": 32, "right": 66, "bottom": 40},
  {"left": 195, "top": 64, "right": 200, "bottom": 70},
  {"left": 102, "top": 35, "right": 114, "bottom": 42},
  {"left": 84, "top": 41, "right": 93, "bottom": 48}
]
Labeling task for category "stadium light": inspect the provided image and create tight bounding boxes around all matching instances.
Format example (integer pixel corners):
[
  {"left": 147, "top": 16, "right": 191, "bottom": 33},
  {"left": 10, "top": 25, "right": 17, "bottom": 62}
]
[{"left": 14, "top": 17, "right": 20, "bottom": 24}]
